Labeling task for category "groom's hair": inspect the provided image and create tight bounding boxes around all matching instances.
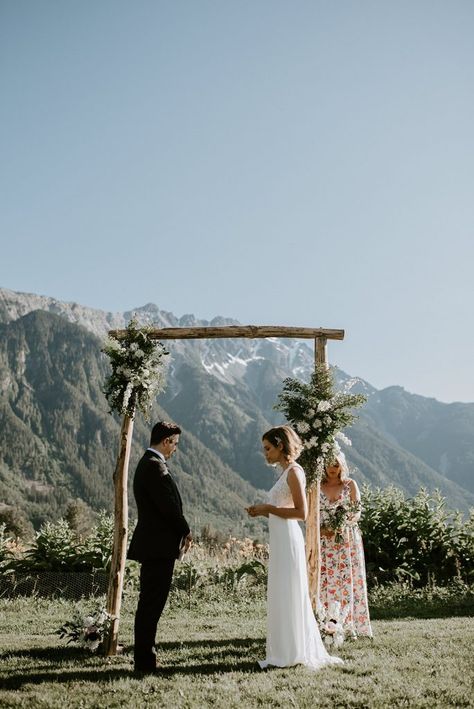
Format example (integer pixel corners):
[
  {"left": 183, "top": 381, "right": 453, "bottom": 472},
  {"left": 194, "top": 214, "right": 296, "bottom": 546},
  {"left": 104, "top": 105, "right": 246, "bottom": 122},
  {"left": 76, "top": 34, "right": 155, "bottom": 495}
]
[{"left": 150, "top": 421, "right": 182, "bottom": 445}]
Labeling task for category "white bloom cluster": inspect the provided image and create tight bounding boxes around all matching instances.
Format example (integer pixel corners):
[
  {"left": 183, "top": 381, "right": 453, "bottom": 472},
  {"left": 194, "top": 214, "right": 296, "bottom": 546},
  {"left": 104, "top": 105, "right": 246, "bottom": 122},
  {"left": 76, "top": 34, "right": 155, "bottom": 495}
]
[
  {"left": 276, "top": 366, "right": 366, "bottom": 483},
  {"left": 58, "top": 607, "right": 114, "bottom": 653},
  {"left": 296, "top": 421, "right": 311, "bottom": 434},
  {"left": 80, "top": 610, "right": 112, "bottom": 651},
  {"left": 294, "top": 395, "right": 342, "bottom": 469},
  {"left": 291, "top": 392, "right": 356, "bottom": 481},
  {"left": 316, "top": 600, "right": 350, "bottom": 649},
  {"left": 102, "top": 322, "right": 169, "bottom": 419},
  {"left": 336, "top": 431, "right": 352, "bottom": 447}
]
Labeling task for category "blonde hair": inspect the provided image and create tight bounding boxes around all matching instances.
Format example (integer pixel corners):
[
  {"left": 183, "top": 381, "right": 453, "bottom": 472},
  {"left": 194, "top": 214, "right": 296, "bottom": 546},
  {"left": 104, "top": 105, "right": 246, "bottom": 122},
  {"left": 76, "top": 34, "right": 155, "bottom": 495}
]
[
  {"left": 262, "top": 425, "right": 303, "bottom": 461},
  {"left": 322, "top": 451, "right": 349, "bottom": 483}
]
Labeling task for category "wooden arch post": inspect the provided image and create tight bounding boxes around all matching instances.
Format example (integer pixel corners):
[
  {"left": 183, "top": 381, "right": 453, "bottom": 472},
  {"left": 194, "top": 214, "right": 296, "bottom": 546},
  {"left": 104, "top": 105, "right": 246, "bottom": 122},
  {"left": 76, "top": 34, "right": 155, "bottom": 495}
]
[
  {"left": 104, "top": 325, "right": 343, "bottom": 655},
  {"left": 105, "top": 413, "right": 134, "bottom": 656},
  {"left": 305, "top": 336, "right": 328, "bottom": 610}
]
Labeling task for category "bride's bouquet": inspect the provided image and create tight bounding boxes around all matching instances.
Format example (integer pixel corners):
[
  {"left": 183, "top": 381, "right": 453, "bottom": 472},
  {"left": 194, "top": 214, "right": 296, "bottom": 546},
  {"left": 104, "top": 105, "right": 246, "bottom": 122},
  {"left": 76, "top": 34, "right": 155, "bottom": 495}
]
[{"left": 323, "top": 499, "right": 361, "bottom": 544}]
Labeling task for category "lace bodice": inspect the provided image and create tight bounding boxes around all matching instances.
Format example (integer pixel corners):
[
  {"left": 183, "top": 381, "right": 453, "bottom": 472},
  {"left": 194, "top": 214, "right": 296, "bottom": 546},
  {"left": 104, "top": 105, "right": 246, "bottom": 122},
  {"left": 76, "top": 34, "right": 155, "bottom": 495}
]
[{"left": 267, "top": 463, "right": 306, "bottom": 506}]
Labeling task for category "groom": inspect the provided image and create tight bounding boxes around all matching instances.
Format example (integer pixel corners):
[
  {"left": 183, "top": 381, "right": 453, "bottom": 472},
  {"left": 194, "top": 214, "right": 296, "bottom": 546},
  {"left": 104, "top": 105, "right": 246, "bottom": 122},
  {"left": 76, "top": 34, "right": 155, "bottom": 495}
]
[{"left": 128, "top": 420, "right": 192, "bottom": 673}]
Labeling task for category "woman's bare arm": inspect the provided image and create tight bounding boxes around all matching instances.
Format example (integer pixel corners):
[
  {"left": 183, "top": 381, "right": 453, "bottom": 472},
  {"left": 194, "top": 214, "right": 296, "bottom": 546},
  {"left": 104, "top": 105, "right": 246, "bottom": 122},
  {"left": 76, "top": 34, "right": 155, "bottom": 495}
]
[{"left": 246, "top": 467, "right": 307, "bottom": 521}]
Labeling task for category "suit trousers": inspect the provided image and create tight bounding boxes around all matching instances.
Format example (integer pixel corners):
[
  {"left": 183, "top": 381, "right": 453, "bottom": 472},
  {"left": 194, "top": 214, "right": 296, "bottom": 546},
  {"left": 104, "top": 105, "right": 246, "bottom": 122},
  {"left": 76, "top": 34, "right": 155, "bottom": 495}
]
[{"left": 134, "top": 558, "right": 175, "bottom": 670}]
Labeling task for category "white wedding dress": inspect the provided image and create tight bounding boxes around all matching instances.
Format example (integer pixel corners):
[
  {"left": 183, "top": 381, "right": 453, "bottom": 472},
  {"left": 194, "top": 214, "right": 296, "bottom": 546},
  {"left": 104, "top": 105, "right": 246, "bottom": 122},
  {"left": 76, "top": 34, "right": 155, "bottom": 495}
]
[{"left": 259, "top": 463, "right": 343, "bottom": 670}]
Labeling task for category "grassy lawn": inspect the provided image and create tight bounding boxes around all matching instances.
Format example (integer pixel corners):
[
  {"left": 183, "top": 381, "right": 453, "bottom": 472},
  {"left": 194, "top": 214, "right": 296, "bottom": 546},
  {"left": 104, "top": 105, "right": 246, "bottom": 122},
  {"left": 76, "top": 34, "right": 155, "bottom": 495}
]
[{"left": 1, "top": 594, "right": 473, "bottom": 708}]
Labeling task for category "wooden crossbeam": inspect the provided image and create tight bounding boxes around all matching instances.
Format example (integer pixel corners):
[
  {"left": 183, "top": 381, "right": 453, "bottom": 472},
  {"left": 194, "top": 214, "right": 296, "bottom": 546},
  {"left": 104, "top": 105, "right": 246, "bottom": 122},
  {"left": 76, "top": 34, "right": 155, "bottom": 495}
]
[{"left": 108, "top": 325, "right": 345, "bottom": 341}]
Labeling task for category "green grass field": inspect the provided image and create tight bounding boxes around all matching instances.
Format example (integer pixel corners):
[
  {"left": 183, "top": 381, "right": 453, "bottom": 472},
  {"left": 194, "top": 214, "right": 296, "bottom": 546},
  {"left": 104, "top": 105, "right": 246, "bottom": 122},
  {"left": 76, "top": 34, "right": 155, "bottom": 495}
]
[{"left": 1, "top": 594, "right": 473, "bottom": 708}]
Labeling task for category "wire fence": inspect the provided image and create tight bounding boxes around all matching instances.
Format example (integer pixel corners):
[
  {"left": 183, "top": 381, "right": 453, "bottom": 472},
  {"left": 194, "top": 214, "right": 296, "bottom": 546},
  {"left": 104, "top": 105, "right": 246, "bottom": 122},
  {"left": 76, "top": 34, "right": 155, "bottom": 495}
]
[
  {"left": 0, "top": 571, "right": 108, "bottom": 600},
  {"left": 0, "top": 558, "right": 267, "bottom": 604}
]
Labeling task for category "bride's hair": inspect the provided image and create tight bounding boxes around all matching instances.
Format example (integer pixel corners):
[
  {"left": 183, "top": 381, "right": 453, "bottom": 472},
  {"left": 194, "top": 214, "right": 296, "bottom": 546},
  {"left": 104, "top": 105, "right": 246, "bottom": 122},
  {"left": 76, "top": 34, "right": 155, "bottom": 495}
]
[{"left": 262, "top": 425, "right": 303, "bottom": 461}]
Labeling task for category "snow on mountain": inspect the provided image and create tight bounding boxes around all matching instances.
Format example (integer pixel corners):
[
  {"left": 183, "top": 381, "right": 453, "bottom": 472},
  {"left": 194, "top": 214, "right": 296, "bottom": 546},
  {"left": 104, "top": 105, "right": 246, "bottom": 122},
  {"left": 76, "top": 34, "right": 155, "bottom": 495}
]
[{"left": 0, "top": 288, "right": 320, "bottom": 384}]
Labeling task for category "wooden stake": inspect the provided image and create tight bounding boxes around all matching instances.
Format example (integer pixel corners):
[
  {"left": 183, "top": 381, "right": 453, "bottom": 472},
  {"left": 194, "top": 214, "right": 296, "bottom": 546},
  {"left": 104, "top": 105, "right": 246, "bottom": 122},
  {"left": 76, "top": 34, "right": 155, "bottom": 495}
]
[
  {"left": 305, "top": 484, "right": 319, "bottom": 610},
  {"left": 306, "top": 336, "right": 328, "bottom": 609},
  {"left": 104, "top": 413, "right": 134, "bottom": 656}
]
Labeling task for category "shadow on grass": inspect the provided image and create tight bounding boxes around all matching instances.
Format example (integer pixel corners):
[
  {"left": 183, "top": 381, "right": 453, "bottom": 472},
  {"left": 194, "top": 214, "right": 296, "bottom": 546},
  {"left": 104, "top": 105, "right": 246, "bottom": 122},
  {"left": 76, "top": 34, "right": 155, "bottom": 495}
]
[
  {"left": 1, "top": 646, "right": 91, "bottom": 662},
  {"left": 0, "top": 637, "right": 266, "bottom": 690}
]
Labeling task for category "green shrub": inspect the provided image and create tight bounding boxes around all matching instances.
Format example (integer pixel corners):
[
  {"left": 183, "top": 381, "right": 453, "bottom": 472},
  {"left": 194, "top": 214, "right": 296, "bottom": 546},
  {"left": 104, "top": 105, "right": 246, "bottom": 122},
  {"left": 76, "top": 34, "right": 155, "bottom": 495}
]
[
  {"left": 360, "top": 486, "right": 474, "bottom": 586},
  {"left": 2, "top": 514, "right": 114, "bottom": 573},
  {"left": 20, "top": 519, "right": 80, "bottom": 571},
  {"left": 80, "top": 512, "right": 114, "bottom": 570}
]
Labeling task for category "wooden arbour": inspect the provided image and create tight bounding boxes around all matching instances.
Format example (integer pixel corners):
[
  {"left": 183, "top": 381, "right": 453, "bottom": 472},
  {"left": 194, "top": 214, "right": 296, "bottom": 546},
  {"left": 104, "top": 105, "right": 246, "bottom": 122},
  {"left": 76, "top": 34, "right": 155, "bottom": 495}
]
[{"left": 105, "top": 325, "right": 344, "bottom": 655}]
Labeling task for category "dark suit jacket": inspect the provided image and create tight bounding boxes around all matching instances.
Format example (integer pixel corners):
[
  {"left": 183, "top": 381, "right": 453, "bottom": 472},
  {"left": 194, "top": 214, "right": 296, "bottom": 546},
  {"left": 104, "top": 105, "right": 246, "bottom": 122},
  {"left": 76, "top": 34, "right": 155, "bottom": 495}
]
[{"left": 127, "top": 450, "right": 190, "bottom": 562}]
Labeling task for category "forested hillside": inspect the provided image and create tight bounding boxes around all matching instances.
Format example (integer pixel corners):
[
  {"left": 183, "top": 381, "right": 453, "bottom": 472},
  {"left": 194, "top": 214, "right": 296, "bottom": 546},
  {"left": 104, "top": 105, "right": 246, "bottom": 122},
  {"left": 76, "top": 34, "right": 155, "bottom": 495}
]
[{"left": 0, "top": 287, "right": 473, "bottom": 533}]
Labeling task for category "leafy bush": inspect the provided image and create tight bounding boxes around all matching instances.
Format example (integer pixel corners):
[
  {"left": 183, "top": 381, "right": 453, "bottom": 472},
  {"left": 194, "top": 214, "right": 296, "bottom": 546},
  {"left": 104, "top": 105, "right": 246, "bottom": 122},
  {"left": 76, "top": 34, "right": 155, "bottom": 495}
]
[
  {"left": 2, "top": 513, "right": 114, "bottom": 573},
  {"left": 360, "top": 486, "right": 474, "bottom": 586},
  {"left": 211, "top": 558, "right": 267, "bottom": 590},
  {"left": 79, "top": 513, "right": 114, "bottom": 570},
  {"left": 22, "top": 519, "right": 80, "bottom": 571}
]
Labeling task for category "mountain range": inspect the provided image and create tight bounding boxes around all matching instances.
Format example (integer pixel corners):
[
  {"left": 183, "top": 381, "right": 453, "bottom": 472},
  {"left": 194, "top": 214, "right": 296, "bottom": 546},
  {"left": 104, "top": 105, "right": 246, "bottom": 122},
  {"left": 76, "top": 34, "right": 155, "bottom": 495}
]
[{"left": 0, "top": 286, "right": 473, "bottom": 537}]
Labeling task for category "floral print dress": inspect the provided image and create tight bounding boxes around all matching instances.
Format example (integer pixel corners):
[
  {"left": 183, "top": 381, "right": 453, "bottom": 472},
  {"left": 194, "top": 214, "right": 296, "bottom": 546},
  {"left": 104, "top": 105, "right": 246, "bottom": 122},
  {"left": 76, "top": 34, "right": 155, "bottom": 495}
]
[{"left": 319, "top": 480, "right": 373, "bottom": 637}]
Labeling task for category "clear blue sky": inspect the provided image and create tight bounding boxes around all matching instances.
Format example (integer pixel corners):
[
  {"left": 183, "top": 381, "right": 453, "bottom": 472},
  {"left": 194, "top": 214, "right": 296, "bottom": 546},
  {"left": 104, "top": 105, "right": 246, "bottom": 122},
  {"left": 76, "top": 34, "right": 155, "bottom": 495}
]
[{"left": 1, "top": 1, "right": 473, "bottom": 402}]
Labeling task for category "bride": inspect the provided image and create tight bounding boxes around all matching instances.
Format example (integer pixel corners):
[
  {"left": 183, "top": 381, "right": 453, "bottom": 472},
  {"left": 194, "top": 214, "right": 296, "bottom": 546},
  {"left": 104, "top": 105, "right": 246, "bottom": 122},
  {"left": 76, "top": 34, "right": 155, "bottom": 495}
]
[{"left": 247, "top": 425, "right": 343, "bottom": 670}]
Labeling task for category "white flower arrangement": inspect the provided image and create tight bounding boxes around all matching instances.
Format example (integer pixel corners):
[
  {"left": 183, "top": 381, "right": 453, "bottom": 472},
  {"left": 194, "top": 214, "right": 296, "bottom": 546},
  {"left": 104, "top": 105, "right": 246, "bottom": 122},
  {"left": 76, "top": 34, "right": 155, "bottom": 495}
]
[
  {"left": 57, "top": 607, "right": 114, "bottom": 652},
  {"left": 276, "top": 365, "right": 366, "bottom": 484},
  {"left": 102, "top": 318, "right": 169, "bottom": 420},
  {"left": 316, "top": 600, "right": 351, "bottom": 649}
]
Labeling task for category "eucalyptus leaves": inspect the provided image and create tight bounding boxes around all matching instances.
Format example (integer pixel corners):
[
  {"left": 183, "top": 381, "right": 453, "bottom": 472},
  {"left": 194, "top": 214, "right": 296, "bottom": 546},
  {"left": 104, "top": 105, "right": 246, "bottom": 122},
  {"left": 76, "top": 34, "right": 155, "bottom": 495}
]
[
  {"left": 102, "top": 318, "right": 169, "bottom": 419},
  {"left": 276, "top": 365, "right": 366, "bottom": 485}
]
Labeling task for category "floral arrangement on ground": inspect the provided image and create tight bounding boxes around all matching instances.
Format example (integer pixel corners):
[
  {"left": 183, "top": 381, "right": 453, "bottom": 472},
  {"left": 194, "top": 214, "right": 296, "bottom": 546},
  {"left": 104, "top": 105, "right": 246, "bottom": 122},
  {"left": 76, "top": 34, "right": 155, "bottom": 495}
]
[
  {"left": 316, "top": 600, "right": 351, "bottom": 648},
  {"left": 57, "top": 606, "right": 115, "bottom": 652},
  {"left": 276, "top": 364, "right": 366, "bottom": 485},
  {"left": 102, "top": 318, "right": 169, "bottom": 419}
]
